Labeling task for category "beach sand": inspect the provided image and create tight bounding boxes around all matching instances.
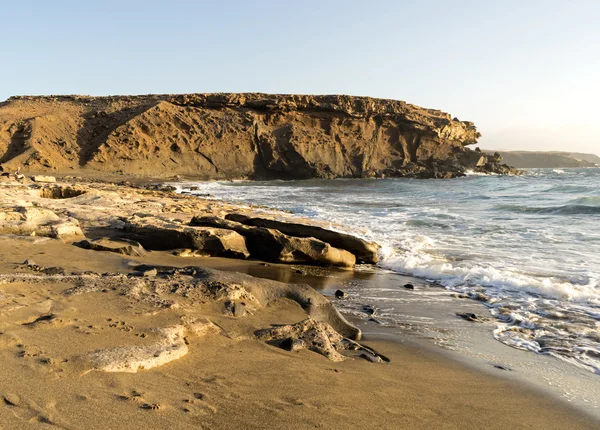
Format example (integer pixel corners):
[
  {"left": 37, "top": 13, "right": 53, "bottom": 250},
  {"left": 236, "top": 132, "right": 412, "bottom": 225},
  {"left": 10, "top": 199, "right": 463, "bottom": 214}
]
[{"left": 0, "top": 237, "right": 597, "bottom": 430}]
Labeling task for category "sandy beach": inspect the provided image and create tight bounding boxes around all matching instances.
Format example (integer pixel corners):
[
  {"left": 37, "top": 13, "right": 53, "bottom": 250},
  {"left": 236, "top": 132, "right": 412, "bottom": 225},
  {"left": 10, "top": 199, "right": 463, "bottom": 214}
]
[{"left": 0, "top": 176, "right": 595, "bottom": 429}]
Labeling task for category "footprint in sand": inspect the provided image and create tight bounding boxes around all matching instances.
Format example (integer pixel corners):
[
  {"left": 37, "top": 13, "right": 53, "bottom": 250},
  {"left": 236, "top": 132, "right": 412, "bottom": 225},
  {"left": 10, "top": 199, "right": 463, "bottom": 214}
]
[
  {"left": 107, "top": 319, "right": 134, "bottom": 332},
  {"left": 115, "top": 389, "right": 144, "bottom": 403},
  {"left": 2, "top": 393, "right": 71, "bottom": 428},
  {"left": 182, "top": 394, "right": 217, "bottom": 415},
  {"left": 115, "top": 390, "right": 164, "bottom": 411},
  {"left": 139, "top": 403, "right": 162, "bottom": 411}
]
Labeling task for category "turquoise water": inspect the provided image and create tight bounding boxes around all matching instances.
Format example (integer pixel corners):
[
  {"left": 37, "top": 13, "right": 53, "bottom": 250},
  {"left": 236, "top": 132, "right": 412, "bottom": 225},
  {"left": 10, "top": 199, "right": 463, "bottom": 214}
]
[{"left": 177, "top": 168, "right": 600, "bottom": 374}]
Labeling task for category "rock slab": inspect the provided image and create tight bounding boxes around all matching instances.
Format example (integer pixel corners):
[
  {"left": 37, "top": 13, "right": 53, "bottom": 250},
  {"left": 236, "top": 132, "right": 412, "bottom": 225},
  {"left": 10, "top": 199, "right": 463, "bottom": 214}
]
[
  {"left": 225, "top": 213, "right": 379, "bottom": 264},
  {"left": 190, "top": 216, "right": 356, "bottom": 267}
]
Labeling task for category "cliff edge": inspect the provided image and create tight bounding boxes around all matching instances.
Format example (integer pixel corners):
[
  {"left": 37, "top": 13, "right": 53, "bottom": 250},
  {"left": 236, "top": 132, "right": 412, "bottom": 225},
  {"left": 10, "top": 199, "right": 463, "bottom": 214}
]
[
  {"left": 485, "top": 150, "right": 600, "bottom": 168},
  {"left": 0, "top": 93, "right": 518, "bottom": 179}
]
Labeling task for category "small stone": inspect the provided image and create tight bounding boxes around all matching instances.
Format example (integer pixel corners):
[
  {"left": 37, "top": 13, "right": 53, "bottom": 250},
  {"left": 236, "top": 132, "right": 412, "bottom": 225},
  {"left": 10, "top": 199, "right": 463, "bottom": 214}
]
[
  {"left": 295, "top": 269, "right": 305, "bottom": 275},
  {"left": 279, "top": 337, "right": 305, "bottom": 352},
  {"left": 362, "top": 305, "right": 376, "bottom": 316},
  {"left": 23, "top": 259, "right": 36, "bottom": 266},
  {"left": 360, "top": 353, "right": 383, "bottom": 363},
  {"left": 141, "top": 268, "right": 158, "bottom": 277},
  {"left": 493, "top": 364, "right": 512, "bottom": 371},
  {"left": 233, "top": 302, "right": 246, "bottom": 318},
  {"left": 3, "top": 393, "right": 20, "bottom": 406},
  {"left": 456, "top": 312, "right": 483, "bottom": 322},
  {"left": 471, "top": 292, "right": 490, "bottom": 302},
  {"left": 403, "top": 283, "right": 414, "bottom": 290},
  {"left": 334, "top": 289, "right": 347, "bottom": 299}
]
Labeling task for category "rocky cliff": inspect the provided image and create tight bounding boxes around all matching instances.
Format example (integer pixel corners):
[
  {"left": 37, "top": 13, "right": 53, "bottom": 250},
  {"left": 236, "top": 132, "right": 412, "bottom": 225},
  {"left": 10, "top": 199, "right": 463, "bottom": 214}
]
[
  {"left": 485, "top": 150, "right": 600, "bottom": 168},
  {"left": 0, "top": 93, "right": 518, "bottom": 179}
]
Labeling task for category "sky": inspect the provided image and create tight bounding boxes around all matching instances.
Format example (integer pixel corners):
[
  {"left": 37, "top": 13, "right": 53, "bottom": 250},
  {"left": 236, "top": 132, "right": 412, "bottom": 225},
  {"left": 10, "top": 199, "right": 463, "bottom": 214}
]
[{"left": 0, "top": 0, "right": 598, "bottom": 155}]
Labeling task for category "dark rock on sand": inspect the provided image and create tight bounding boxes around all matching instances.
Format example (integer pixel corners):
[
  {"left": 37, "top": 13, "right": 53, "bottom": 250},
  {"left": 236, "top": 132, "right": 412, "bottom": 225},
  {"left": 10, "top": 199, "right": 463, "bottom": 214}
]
[
  {"left": 403, "top": 283, "right": 415, "bottom": 290},
  {"left": 225, "top": 213, "right": 380, "bottom": 264},
  {"left": 22, "top": 313, "right": 56, "bottom": 326},
  {"left": 335, "top": 289, "right": 348, "bottom": 299},
  {"left": 279, "top": 337, "right": 306, "bottom": 352},
  {"left": 362, "top": 305, "right": 377, "bottom": 316},
  {"left": 456, "top": 312, "right": 486, "bottom": 322},
  {"left": 360, "top": 352, "right": 384, "bottom": 363},
  {"left": 493, "top": 364, "right": 513, "bottom": 371}
]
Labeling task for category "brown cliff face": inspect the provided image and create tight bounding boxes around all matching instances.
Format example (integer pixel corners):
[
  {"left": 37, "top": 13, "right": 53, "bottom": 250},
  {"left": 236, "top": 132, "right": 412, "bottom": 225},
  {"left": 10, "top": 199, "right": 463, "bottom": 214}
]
[{"left": 0, "top": 93, "right": 518, "bottom": 179}]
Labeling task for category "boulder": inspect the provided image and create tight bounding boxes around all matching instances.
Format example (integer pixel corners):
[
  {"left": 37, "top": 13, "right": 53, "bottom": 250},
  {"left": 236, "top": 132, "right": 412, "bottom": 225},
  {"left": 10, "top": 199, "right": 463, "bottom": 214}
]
[
  {"left": 49, "top": 219, "right": 84, "bottom": 240},
  {"left": 460, "top": 150, "right": 489, "bottom": 168},
  {"left": 74, "top": 238, "right": 147, "bottom": 257},
  {"left": 255, "top": 318, "right": 387, "bottom": 363},
  {"left": 0, "top": 207, "right": 83, "bottom": 240},
  {"left": 121, "top": 217, "right": 249, "bottom": 259},
  {"left": 39, "top": 186, "right": 86, "bottom": 199},
  {"left": 189, "top": 216, "right": 356, "bottom": 267},
  {"left": 224, "top": 213, "right": 379, "bottom": 264},
  {"left": 255, "top": 318, "right": 347, "bottom": 361}
]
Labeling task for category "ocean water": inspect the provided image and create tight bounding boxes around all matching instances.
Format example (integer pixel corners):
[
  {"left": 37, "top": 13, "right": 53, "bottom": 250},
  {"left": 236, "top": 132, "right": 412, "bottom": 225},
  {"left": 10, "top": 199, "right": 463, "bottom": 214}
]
[{"left": 176, "top": 168, "right": 600, "bottom": 374}]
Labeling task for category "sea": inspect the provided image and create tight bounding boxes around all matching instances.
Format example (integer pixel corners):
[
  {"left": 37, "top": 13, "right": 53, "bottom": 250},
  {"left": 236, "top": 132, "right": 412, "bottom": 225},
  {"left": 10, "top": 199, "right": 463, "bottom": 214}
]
[{"left": 175, "top": 168, "right": 600, "bottom": 408}]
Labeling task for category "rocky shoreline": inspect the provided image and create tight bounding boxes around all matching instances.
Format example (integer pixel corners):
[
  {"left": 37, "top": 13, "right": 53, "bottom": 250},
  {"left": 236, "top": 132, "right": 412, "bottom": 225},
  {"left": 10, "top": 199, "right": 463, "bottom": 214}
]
[
  {"left": 1, "top": 93, "right": 520, "bottom": 179},
  {"left": 1, "top": 174, "right": 598, "bottom": 429},
  {"left": 0, "top": 174, "right": 384, "bottom": 360}
]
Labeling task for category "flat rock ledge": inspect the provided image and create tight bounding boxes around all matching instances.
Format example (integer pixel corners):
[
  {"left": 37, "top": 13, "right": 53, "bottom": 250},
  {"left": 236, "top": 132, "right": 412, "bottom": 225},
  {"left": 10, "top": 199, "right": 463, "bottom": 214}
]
[
  {"left": 119, "top": 213, "right": 375, "bottom": 268},
  {"left": 122, "top": 217, "right": 250, "bottom": 259},
  {"left": 225, "top": 213, "right": 379, "bottom": 264},
  {"left": 189, "top": 215, "right": 361, "bottom": 267}
]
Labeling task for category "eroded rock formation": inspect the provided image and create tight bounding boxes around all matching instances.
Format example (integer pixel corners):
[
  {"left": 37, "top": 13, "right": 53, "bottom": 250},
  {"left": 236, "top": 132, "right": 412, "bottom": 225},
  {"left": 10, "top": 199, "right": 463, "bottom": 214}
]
[{"left": 0, "top": 93, "right": 518, "bottom": 178}]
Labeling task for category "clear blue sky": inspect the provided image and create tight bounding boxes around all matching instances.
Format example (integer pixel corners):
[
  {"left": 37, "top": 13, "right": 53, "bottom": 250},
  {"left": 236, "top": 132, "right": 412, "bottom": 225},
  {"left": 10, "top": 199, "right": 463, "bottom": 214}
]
[{"left": 1, "top": 1, "right": 598, "bottom": 154}]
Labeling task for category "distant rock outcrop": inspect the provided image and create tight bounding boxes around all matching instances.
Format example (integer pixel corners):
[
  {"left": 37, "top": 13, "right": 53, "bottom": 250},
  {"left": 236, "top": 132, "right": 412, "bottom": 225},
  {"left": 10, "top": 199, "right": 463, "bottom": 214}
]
[
  {"left": 0, "top": 93, "right": 519, "bottom": 179},
  {"left": 484, "top": 150, "right": 600, "bottom": 168}
]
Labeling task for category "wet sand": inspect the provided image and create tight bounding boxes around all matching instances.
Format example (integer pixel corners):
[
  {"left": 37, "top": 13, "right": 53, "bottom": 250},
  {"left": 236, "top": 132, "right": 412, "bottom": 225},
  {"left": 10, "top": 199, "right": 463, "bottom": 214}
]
[{"left": 0, "top": 237, "right": 597, "bottom": 429}]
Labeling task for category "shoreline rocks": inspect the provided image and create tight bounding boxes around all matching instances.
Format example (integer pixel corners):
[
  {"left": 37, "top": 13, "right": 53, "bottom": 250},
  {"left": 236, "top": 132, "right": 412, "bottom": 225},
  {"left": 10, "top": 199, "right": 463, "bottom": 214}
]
[
  {"left": 225, "top": 213, "right": 379, "bottom": 264},
  {"left": 0, "top": 206, "right": 84, "bottom": 240},
  {"left": 121, "top": 217, "right": 250, "bottom": 259},
  {"left": 190, "top": 215, "right": 357, "bottom": 267}
]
